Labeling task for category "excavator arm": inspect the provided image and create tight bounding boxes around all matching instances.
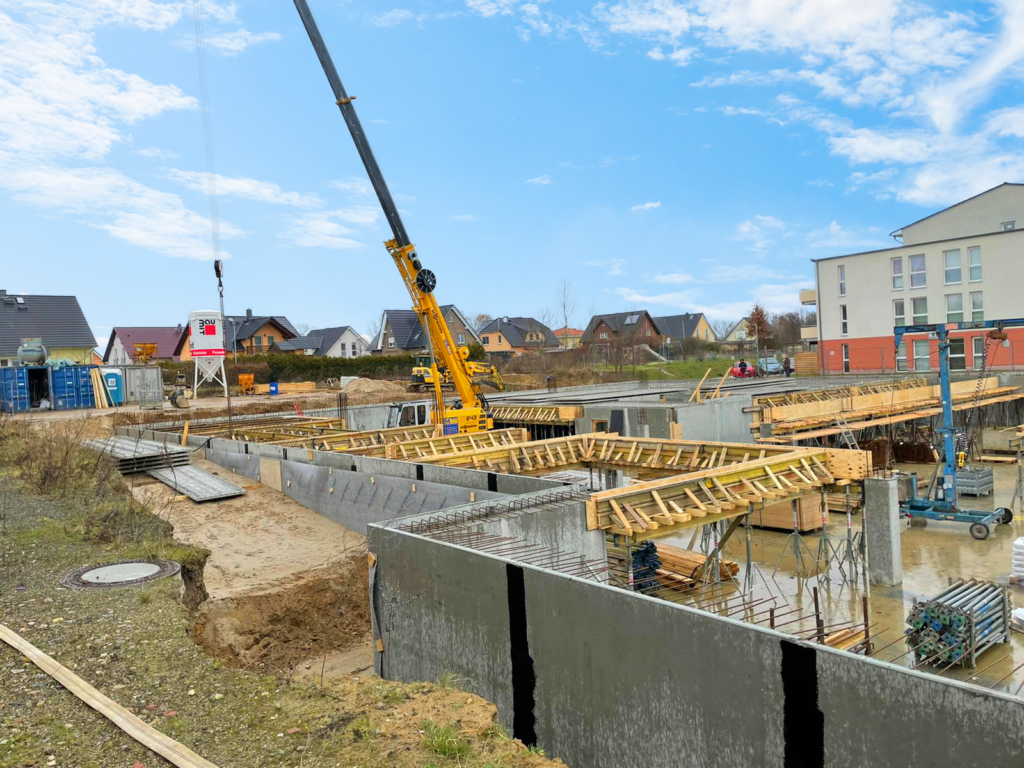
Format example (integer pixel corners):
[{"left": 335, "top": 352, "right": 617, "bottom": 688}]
[{"left": 293, "top": 0, "right": 491, "bottom": 433}]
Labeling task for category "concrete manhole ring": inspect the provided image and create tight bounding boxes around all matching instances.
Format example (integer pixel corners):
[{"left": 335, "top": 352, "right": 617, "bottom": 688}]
[{"left": 60, "top": 559, "right": 180, "bottom": 590}]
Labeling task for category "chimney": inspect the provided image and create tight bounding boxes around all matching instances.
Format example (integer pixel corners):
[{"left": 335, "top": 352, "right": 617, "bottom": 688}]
[{"left": 245, "top": 309, "right": 253, "bottom": 320}]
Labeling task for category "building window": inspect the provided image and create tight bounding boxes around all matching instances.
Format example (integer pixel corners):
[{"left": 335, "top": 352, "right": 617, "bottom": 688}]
[
  {"left": 838, "top": 264, "right": 846, "bottom": 296},
  {"left": 267, "top": 335, "right": 275, "bottom": 346},
  {"left": 599, "top": 332, "right": 608, "bottom": 339},
  {"left": 482, "top": 336, "right": 489, "bottom": 345},
  {"left": 497, "top": 335, "right": 502, "bottom": 344},
  {"left": 1003, "top": 221, "right": 1015, "bottom": 231},
  {"left": 840, "top": 304, "right": 848, "bottom": 335},
  {"left": 969, "top": 291, "right": 984, "bottom": 322},
  {"left": 973, "top": 336, "right": 986, "bottom": 370},
  {"left": 891, "top": 257, "right": 904, "bottom": 290},
  {"left": 350, "top": 342, "right": 357, "bottom": 356},
  {"left": 912, "top": 297, "right": 928, "bottom": 324},
  {"left": 968, "top": 246, "right": 982, "bottom": 281},
  {"left": 457, "top": 333, "right": 466, "bottom": 345},
  {"left": 388, "top": 337, "right": 395, "bottom": 348},
  {"left": 897, "top": 342, "right": 908, "bottom": 372},
  {"left": 842, "top": 344, "right": 850, "bottom": 373},
  {"left": 948, "top": 338, "right": 966, "bottom": 371},
  {"left": 894, "top": 299, "right": 905, "bottom": 327},
  {"left": 913, "top": 339, "right": 930, "bottom": 371},
  {"left": 944, "top": 249, "right": 962, "bottom": 284},
  {"left": 946, "top": 293, "right": 963, "bottom": 323},
  {"left": 910, "top": 254, "right": 927, "bottom": 287}
]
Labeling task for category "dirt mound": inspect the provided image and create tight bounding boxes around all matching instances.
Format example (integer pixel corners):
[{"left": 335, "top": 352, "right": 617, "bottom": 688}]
[
  {"left": 341, "top": 377, "right": 410, "bottom": 404},
  {"left": 193, "top": 558, "right": 371, "bottom": 672}
]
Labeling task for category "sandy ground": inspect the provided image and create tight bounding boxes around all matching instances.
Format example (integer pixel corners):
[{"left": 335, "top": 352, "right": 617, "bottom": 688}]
[
  {"left": 656, "top": 460, "right": 1024, "bottom": 690},
  {"left": 132, "top": 458, "right": 364, "bottom": 600}
]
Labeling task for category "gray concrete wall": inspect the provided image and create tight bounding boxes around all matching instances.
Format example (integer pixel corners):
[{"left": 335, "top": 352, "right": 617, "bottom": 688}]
[
  {"left": 575, "top": 405, "right": 674, "bottom": 439},
  {"left": 371, "top": 527, "right": 1024, "bottom": 768},
  {"left": 864, "top": 477, "right": 902, "bottom": 586},
  {"left": 674, "top": 394, "right": 753, "bottom": 443},
  {"left": 463, "top": 500, "right": 605, "bottom": 566}
]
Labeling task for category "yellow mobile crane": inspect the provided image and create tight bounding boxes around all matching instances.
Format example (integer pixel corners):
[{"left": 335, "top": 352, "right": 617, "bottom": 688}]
[{"left": 293, "top": 0, "right": 493, "bottom": 434}]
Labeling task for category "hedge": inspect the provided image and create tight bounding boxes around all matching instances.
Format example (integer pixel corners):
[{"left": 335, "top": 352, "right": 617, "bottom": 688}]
[{"left": 159, "top": 353, "right": 416, "bottom": 384}]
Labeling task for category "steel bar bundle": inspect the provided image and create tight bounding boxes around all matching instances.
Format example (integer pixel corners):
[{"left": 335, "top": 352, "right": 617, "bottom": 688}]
[
  {"left": 83, "top": 437, "right": 190, "bottom": 474},
  {"left": 905, "top": 579, "right": 1011, "bottom": 668}
]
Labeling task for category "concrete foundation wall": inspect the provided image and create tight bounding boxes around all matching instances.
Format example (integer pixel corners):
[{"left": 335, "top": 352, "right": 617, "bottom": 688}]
[
  {"left": 575, "top": 405, "right": 674, "bottom": 438},
  {"left": 674, "top": 395, "right": 753, "bottom": 443},
  {"left": 371, "top": 527, "right": 1024, "bottom": 768}
]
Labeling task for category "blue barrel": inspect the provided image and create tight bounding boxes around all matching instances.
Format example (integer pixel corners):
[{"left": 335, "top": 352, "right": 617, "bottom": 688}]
[
  {"left": 269, "top": 382, "right": 279, "bottom": 396},
  {"left": 101, "top": 368, "right": 124, "bottom": 405}
]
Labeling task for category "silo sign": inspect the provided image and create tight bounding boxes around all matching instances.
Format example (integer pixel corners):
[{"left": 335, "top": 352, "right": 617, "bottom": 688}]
[{"left": 189, "top": 310, "right": 225, "bottom": 358}]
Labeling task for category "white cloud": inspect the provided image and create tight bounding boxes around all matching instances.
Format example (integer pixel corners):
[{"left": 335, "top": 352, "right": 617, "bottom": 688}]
[
  {"left": 201, "top": 29, "right": 281, "bottom": 55},
  {"left": 329, "top": 178, "right": 374, "bottom": 196},
  {"left": 614, "top": 279, "right": 813, "bottom": 320},
  {"left": 806, "top": 220, "right": 889, "bottom": 250},
  {"left": 137, "top": 147, "right": 178, "bottom": 159},
  {"left": 586, "top": 258, "right": 628, "bottom": 276},
  {"left": 166, "top": 169, "right": 323, "bottom": 208},
  {"left": 465, "top": 0, "right": 518, "bottom": 18},
  {"left": 806, "top": 178, "right": 833, "bottom": 187},
  {"left": 649, "top": 272, "right": 695, "bottom": 284},
  {"left": 733, "top": 214, "right": 786, "bottom": 251},
  {"left": 525, "top": 174, "right": 551, "bottom": 185},
  {"left": 593, "top": 0, "right": 694, "bottom": 44},
  {"left": 0, "top": 0, "right": 246, "bottom": 261},
  {"left": 371, "top": 119, "right": 390, "bottom": 124},
  {"left": 632, "top": 201, "right": 661, "bottom": 210},
  {"left": 446, "top": 213, "right": 481, "bottom": 222},
  {"left": 280, "top": 208, "right": 380, "bottom": 250},
  {"left": 369, "top": 9, "right": 414, "bottom": 27},
  {"left": 4, "top": 165, "right": 242, "bottom": 260}
]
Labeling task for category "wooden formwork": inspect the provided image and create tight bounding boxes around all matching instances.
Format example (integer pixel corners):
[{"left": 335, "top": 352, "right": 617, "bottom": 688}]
[
  {"left": 490, "top": 404, "right": 583, "bottom": 425},
  {"left": 381, "top": 428, "right": 531, "bottom": 460}
]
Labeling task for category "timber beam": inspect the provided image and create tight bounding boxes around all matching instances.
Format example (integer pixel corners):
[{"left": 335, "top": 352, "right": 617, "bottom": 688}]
[
  {"left": 491, "top": 404, "right": 583, "bottom": 425},
  {"left": 381, "top": 428, "right": 531, "bottom": 460},
  {"left": 584, "top": 448, "right": 862, "bottom": 537}
]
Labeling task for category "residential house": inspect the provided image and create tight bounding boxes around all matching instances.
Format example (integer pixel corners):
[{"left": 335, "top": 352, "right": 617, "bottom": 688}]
[
  {"left": 723, "top": 318, "right": 753, "bottom": 342},
  {"left": 653, "top": 313, "right": 716, "bottom": 346},
  {"left": 580, "top": 311, "right": 662, "bottom": 356},
  {"left": 813, "top": 182, "right": 1024, "bottom": 373},
  {"left": 369, "top": 306, "right": 480, "bottom": 356},
  {"left": 553, "top": 326, "right": 584, "bottom": 350},
  {"left": 480, "top": 316, "right": 559, "bottom": 359},
  {"left": 175, "top": 309, "right": 297, "bottom": 360},
  {"left": 0, "top": 290, "right": 95, "bottom": 367},
  {"left": 272, "top": 326, "right": 369, "bottom": 357},
  {"left": 103, "top": 326, "right": 185, "bottom": 364}
]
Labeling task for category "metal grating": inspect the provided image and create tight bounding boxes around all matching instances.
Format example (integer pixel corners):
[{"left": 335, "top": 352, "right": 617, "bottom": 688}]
[
  {"left": 148, "top": 465, "right": 245, "bottom": 502},
  {"left": 83, "top": 437, "right": 190, "bottom": 474}
]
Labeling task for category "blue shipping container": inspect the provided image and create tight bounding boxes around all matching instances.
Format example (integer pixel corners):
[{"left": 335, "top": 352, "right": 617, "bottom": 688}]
[
  {"left": 0, "top": 368, "right": 29, "bottom": 413},
  {"left": 51, "top": 367, "right": 78, "bottom": 410},
  {"left": 75, "top": 366, "right": 97, "bottom": 409}
]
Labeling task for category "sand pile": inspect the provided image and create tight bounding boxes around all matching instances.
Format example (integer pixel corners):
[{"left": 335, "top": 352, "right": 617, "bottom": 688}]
[{"left": 341, "top": 377, "right": 410, "bottom": 403}]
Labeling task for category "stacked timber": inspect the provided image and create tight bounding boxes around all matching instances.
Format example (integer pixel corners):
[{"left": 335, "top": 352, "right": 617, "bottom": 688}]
[
  {"left": 655, "top": 542, "right": 738, "bottom": 580},
  {"left": 825, "top": 627, "right": 870, "bottom": 652},
  {"left": 751, "top": 495, "right": 823, "bottom": 532}
]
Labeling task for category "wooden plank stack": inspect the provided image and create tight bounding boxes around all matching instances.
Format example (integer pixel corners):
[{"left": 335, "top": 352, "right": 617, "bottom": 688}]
[
  {"left": 655, "top": 542, "right": 738, "bottom": 580},
  {"left": 750, "top": 494, "right": 823, "bottom": 532}
]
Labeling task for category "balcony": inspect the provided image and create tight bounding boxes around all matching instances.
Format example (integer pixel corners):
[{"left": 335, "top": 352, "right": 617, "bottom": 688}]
[
  {"left": 801, "top": 325, "right": 818, "bottom": 342},
  {"left": 799, "top": 289, "right": 817, "bottom": 306}
]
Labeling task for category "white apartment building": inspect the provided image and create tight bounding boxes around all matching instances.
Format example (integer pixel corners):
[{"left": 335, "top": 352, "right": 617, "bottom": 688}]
[{"left": 811, "top": 183, "right": 1024, "bottom": 373}]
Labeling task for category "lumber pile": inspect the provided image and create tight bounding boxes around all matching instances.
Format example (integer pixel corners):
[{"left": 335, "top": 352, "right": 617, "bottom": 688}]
[
  {"left": 655, "top": 542, "right": 738, "bottom": 580},
  {"left": 750, "top": 494, "right": 823, "bottom": 532},
  {"left": 825, "top": 627, "right": 869, "bottom": 651},
  {"left": 89, "top": 367, "right": 114, "bottom": 409},
  {"left": 793, "top": 351, "right": 818, "bottom": 376},
  {"left": 253, "top": 381, "right": 316, "bottom": 395}
]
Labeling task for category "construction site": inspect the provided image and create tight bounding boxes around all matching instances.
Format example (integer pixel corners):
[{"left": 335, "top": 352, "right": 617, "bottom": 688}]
[{"left": 5, "top": 2, "right": 1024, "bottom": 767}]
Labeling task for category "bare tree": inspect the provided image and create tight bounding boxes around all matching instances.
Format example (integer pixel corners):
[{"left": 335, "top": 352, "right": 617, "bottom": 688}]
[
  {"left": 555, "top": 278, "right": 578, "bottom": 336},
  {"left": 533, "top": 308, "right": 557, "bottom": 353},
  {"left": 294, "top": 322, "right": 312, "bottom": 336},
  {"left": 710, "top": 318, "right": 737, "bottom": 341},
  {"left": 366, "top": 316, "right": 381, "bottom": 343},
  {"left": 472, "top": 312, "right": 493, "bottom": 332}
]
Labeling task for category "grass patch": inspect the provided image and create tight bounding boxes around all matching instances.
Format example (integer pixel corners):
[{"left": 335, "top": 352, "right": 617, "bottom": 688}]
[
  {"left": 436, "top": 671, "right": 465, "bottom": 690},
  {"left": 421, "top": 720, "right": 469, "bottom": 759}
]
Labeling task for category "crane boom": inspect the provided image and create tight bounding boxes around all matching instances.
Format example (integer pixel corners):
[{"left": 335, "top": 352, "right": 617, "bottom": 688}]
[{"left": 291, "top": 0, "right": 492, "bottom": 434}]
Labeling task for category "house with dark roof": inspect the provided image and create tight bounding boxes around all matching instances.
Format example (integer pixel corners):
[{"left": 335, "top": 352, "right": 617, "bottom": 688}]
[
  {"left": 479, "top": 316, "right": 559, "bottom": 359},
  {"left": 653, "top": 313, "right": 716, "bottom": 345},
  {"left": 0, "top": 290, "right": 95, "bottom": 367},
  {"left": 271, "top": 326, "right": 368, "bottom": 357},
  {"left": 175, "top": 309, "right": 297, "bottom": 359},
  {"left": 580, "top": 310, "right": 661, "bottom": 355},
  {"left": 369, "top": 306, "right": 479, "bottom": 356},
  {"left": 723, "top": 317, "right": 753, "bottom": 342},
  {"left": 103, "top": 326, "right": 185, "bottom": 364}
]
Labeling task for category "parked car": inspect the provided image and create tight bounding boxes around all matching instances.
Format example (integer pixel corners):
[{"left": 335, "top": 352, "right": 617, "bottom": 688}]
[
  {"left": 758, "top": 356, "right": 784, "bottom": 375},
  {"left": 730, "top": 360, "right": 757, "bottom": 378}
]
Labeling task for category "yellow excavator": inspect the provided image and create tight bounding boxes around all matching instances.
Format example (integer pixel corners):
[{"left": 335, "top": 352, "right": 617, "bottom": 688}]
[
  {"left": 294, "top": 0, "right": 494, "bottom": 434},
  {"left": 410, "top": 351, "right": 506, "bottom": 393}
]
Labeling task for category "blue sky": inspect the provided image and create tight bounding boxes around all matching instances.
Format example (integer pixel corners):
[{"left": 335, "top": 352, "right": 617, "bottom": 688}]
[{"left": 3, "top": 0, "right": 1023, "bottom": 346}]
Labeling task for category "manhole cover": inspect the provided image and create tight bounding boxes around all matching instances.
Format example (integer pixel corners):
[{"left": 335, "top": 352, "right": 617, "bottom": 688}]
[{"left": 61, "top": 559, "right": 180, "bottom": 589}]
